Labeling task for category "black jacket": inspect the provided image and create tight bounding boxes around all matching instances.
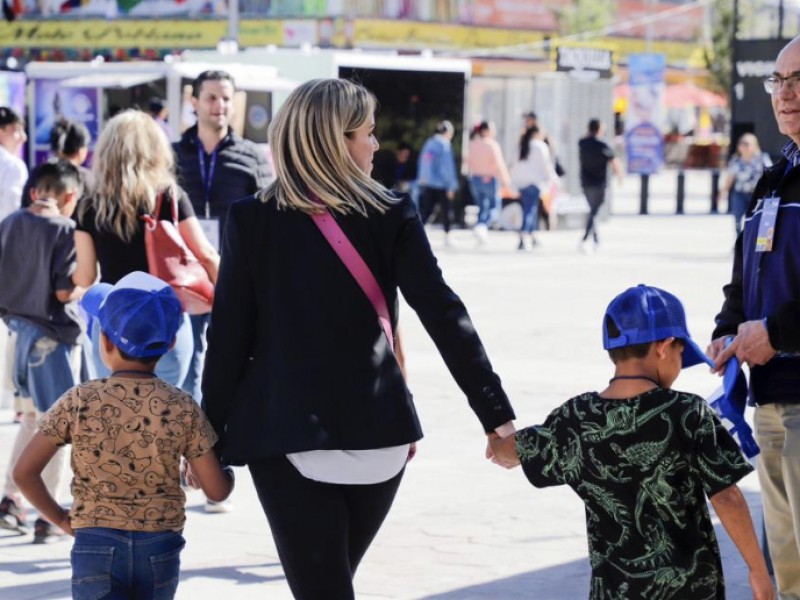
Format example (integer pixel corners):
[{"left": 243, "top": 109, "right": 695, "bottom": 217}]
[
  {"left": 201, "top": 193, "right": 515, "bottom": 464},
  {"left": 173, "top": 125, "right": 270, "bottom": 235}
]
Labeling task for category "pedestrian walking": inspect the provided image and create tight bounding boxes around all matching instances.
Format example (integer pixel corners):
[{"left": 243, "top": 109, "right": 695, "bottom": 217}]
[
  {"left": 13, "top": 271, "right": 234, "bottom": 600},
  {"left": 0, "top": 161, "right": 84, "bottom": 544},
  {"left": 200, "top": 78, "right": 517, "bottom": 600},
  {"left": 720, "top": 132, "right": 772, "bottom": 236},
  {"left": 417, "top": 120, "right": 459, "bottom": 246},
  {"left": 578, "top": 118, "right": 623, "bottom": 254},
  {"left": 0, "top": 106, "right": 27, "bottom": 221},
  {"left": 173, "top": 70, "right": 270, "bottom": 430},
  {"left": 491, "top": 285, "right": 774, "bottom": 600},
  {"left": 709, "top": 34, "right": 800, "bottom": 598},
  {"left": 72, "top": 110, "right": 219, "bottom": 387},
  {"left": 509, "top": 124, "right": 559, "bottom": 251},
  {"left": 466, "top": 121, "right": 511, "bottom": 245}
]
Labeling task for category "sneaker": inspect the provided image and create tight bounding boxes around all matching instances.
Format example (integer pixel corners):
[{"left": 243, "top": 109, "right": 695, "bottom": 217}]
[
  {"left": 205, "top": 499, "right": 233, "bottom": 514},
  {"left": 0, "top": 496, "right": 28, "bottom": 534},
  {"left": 517, "top": 238, "right": 533, "bottom": 252},
  {"left": 473, "top": 224, "right": 489, "bottom": 245},
  {"left": 33, "top": 518, "right": 65, "bottom": 544},
  {"left": 443, "top": 232, "right": 454, "bottom": 248}
]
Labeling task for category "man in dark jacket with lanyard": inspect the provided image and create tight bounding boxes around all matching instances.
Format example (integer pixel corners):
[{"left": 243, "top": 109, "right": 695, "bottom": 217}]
[
  {"left": 174, "top": 70, "right": 270, "bottom": 488},
  {"left": 709, "top": 35, "right": 800, "bottom": 598}
]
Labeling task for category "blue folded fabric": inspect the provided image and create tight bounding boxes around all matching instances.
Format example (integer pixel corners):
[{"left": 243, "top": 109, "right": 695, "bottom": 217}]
[{"left": 708, "top": 354, "right": 759, "bottom": 458}]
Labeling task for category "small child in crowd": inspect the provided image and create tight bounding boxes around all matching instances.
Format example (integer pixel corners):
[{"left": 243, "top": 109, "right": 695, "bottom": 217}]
[
  {"left": 490, "top": 284, "right": 774, "bottom": 600},
  {"left": 13, "top": 271, "right": 234, "bottom": 599},
  {"left": 0, "top": 160, "right": 83, "bottom": 543}
]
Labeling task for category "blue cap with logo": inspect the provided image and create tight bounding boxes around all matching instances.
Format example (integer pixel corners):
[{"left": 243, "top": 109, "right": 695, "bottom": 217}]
[
  {"left": 81, "top": 271, "right": 182, "bottom": 359},
  {"left": 603, "top": 284, "right": 713, "bottom": 368}
]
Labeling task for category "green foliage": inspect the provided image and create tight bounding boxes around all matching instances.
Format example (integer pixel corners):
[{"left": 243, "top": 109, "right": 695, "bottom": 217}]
[
  {"left": 553, "top": 0, "right": 616, "bottom": 36},
  {"left": 704, "top": 0, "right": 735, "bottom": 94}
]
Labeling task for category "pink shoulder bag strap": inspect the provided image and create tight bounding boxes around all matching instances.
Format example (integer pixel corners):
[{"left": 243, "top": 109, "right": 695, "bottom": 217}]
[{"left": 310, "top": 198, "right": 394, "bottom": 351}]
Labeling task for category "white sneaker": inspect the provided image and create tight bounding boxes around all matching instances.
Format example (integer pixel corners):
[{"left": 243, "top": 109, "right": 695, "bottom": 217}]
[
  {"left": 443, "top": 232, "right": 454, "bottom": 247},
  {"left": 205, "top": 499, "right": 233, "bottom": 514},
  {"left": 473, "top": 223, "right": 489, "bottom": 245}
]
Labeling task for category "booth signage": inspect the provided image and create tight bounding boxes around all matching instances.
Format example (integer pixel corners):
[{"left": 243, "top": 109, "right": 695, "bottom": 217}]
[
  {"left": 625, "top": 53, "right": 666, "bottom": 175},
  {"left": 556, "top": 47, "right": 613, "bottom": 78}
]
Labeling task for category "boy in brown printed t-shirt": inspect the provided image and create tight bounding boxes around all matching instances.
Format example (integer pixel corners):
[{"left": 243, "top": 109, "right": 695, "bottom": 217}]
[{"left": 13, "top": 271, "right": 234, "bottom": 600}]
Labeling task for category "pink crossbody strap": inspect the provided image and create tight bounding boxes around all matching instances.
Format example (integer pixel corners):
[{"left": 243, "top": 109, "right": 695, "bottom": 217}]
[{"left": 310, "top": 204, "right": 394, "bottom": 351}]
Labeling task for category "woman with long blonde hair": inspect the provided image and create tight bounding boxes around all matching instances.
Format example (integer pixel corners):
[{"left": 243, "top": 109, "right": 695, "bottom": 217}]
[
  {"left": 200, "top": 78, "right": 516, "bottom": 599},
  {"left": 73, "top": 110, "right": 219, "bottom": 385}
]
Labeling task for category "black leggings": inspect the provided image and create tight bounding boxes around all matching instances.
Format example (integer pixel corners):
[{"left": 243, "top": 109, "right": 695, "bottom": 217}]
[
  {"left": 582, "top": 184, "right": 607, "bottom": 243},
  {"left": 418, "top": 187, "right": 451, "bottom": 233},
  {"left": 249, "top": 457, "right": 404, "bottom": 600}
]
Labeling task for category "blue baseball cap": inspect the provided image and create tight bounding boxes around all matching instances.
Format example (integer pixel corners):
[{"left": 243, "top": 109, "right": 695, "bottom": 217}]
[
  {"left": 81, "top": 271, "right": 182, "bottom": 359},
  {"left": 603, "top": 284, "right": 713, "bottom": 368}
]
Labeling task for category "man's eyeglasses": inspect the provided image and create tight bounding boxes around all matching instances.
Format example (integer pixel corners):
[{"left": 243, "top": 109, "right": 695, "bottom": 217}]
[{"left": 764, "top": 75, "right": 800, "bottom": 94}]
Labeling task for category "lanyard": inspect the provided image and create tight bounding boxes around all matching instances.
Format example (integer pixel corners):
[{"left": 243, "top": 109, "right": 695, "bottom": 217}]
[{"left": 197, "top": 142, "right": 219, "bottom": 219}]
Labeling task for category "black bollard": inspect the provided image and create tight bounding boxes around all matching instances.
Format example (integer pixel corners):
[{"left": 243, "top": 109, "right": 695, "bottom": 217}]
[
  {"left": 710, "top": 169, "right": 720, "bottom": 214},
  {"left": 676, "top": 170, "right": 685, "bottom": 215},
  {"left": 639, "top": 174, "right": 649, "bottom": 215}
]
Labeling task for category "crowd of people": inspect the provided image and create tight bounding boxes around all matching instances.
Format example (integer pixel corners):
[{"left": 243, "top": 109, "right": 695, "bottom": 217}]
[{"left": 0, "top": 34, "right": 797, "bottom": 598}]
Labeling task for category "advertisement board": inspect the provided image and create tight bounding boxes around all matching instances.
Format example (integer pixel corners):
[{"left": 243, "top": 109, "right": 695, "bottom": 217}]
[
  {"left": 32, "top": 79, "right": 100, "bottom": 165},
  {"left": 625, "top": 53, "right": 665, "bottom": 175}
]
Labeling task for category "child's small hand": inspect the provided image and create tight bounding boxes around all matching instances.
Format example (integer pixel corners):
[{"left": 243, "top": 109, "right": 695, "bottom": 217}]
[
  {"left": 749, "top": 567, "right": 774, "bottom": 600},
  {"left": 58, "top": 511, "right": 75, "bottom": 537},
  {"left": 487, "top": 432, "right": 520, "bottom": 469}
]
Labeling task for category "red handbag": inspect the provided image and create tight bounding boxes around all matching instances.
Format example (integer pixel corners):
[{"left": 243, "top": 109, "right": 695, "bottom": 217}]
[{"left": 142, "top": 188, "right": 214, "bottom": 315}]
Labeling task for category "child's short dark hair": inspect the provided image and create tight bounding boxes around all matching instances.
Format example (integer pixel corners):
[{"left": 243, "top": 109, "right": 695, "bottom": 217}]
[
  {"left": 605, "top": 315, "right": 653, "bottom": 363},
  {"left": 33, "top": 160, "right": 82, "bottom": 199},
  {"left": 117, "top": 347, "right": 162, "bottom": 368}
]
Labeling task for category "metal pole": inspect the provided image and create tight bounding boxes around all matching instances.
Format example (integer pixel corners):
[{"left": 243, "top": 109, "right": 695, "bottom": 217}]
[
  {"left": 779, "top": 0, "right": 785, "bottom": 39},
  {"left": 228, "top": 0, "right": 239, "bottom": 45},
  {"left": 710, "top": 169, "right": 720, "bottom": 214},
  {"left": 640, "top": 174, "right": 649, "bottom": 215},
  {"left": 676, "top": 170, "right": 685, "bottom": 215}
]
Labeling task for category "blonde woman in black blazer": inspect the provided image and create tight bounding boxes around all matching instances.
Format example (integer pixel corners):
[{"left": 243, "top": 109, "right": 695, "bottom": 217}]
[{"left": 201, "top": 78, "right": 516, "bottom": 600}]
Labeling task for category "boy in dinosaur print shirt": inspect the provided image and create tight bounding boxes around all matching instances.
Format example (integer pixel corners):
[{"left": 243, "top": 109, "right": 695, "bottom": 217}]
[{"left": 490, "top": 285, "right": 773, "bottom": 600}]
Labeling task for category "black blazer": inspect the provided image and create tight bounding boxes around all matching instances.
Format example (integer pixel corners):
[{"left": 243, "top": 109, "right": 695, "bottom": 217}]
[{"left": 201, "top": 193, "right": 515, "bottom": 464}]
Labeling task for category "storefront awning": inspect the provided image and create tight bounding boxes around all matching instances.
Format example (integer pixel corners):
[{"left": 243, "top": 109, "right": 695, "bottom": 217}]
[{"left": 60, "top": 72, "right": 164, "bottom": 89}]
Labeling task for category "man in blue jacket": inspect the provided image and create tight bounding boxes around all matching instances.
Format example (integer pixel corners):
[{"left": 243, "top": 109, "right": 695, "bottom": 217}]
[
  {"left": 417, "top": 120, "right": 459, "bottom": 246},
  {"left": 709, "top": 35, "right": 800, "bottom": 598}
]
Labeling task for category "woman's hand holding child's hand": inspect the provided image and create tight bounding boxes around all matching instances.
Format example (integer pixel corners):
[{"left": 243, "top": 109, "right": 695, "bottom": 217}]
[{"left": 486, "top": 431, "right": 520, "bottom": 469}]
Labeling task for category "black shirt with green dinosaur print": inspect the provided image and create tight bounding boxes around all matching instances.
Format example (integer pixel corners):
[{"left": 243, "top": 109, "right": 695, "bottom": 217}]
[{"left": 516, "top": 388, "right": 753, "bottom": 600}]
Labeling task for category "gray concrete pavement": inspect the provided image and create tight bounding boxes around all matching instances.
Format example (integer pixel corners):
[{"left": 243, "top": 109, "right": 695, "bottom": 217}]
[{"left": 0, "top": 168, "right": 766, "bottom": 599}]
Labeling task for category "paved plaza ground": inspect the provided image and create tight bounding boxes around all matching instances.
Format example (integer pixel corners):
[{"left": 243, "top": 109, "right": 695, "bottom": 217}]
[{"left": 0, "top": 169, "right": 768, "bottom": 599}]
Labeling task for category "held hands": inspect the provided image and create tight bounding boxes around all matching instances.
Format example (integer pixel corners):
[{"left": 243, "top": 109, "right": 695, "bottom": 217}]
[
  {"left": 486, "top": 421, "right": 520, "bottom": 469},
  {"left": 710, "top": 320, "right": 776, "bottom": 373}
]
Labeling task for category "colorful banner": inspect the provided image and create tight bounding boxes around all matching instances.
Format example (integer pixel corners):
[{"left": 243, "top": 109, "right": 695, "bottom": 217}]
[
  {"left": 32, "top": 79, "right": 100, "bottom": 165},
  {"left": 0, "top": 71, "right": 25, "bottom": 117},
  {"left": 0, "top": 18, "right": 701, "bottom": 66},
  {"left": 625, "top": 53, "right": 665, "bottom": 175}
]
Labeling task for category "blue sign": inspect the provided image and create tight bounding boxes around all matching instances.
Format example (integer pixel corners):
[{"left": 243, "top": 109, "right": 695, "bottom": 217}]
[{"left": 625, "top": 53, "right": 665, "bottom": 175}]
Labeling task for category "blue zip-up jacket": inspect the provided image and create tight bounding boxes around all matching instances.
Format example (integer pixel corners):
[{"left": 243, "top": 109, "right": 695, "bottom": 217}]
[
  {"left": 713, "top": 155, "right": 800, "bottom": 404},
  {"left": 417, "top": 134, "right": 459, "bottom": 193}
]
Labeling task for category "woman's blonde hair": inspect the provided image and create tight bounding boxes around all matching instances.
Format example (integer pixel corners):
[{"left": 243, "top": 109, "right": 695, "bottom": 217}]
[
  {"left": 81, "top": 110, "right": 176, "bottom": 241},
  {"left": 259, "top": 78, "right": 396, "bottom": 215},
  {"left": 738, "top": 132, "right": 761, "bottom": 154}
]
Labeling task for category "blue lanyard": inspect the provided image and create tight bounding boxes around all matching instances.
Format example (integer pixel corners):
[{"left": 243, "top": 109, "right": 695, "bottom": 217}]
[{"left": 197, "top": 142, "right": 219, "bottom": 218}]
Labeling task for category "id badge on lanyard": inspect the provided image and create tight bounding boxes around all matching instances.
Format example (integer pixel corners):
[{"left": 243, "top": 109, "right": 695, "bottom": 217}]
[
  {"left": 198, "top": 144, "right": 221, "bottom": 252},
  {"left": 755, "top": 195, "right": 780, "bottom": 253}
]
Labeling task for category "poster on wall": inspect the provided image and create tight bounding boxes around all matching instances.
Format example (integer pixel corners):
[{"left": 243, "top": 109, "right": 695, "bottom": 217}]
[
  {"left": 625, "top": 53, "right": 665, "bottom": 175},
  {"left": 32, "top": 79, "right": 100, "bottom": 167}
]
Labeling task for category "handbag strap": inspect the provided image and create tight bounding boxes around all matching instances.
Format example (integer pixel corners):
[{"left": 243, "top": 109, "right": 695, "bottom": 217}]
[
  {"left": 152, "top": 187, "right": 179, "bottom": 223},
  {"left": 309, "top": 201, "right": 394, "bottom": 351}
]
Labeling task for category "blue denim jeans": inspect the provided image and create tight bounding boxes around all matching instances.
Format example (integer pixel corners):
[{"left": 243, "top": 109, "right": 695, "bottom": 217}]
[
  {"left": 181, "top": 313, "right": 211, "bottom": 403},
  {"left": 731, "top": 190, "right": 750, "bottom": 236},
  {"left": 6, "top": 318, "right": 80, "bottom": 413},
  {"left": 519, "top": 184, "right": 541, "bottom": 234},
  {"left": 470, "top": 176, "right": 498, "bottom": 226},
  {"left": 89, "top": 313, "right": 192, "bottom": 387},
  {"left": 72, "top": 528, "right": 185, "bottom": 600}
]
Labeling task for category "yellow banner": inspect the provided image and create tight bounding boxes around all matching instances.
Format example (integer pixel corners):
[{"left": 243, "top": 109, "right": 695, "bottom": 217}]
[
  {"left": 0, "top": 20, "right": 229, "bottom": 49},
  {"left": 353, "top": 19, "right": 545, "bottom": 51}
]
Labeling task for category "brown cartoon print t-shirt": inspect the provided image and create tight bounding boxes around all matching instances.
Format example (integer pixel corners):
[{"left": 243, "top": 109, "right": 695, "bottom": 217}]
[{"left": 40, "top": 376, "right": 218, "bottom": 532}]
